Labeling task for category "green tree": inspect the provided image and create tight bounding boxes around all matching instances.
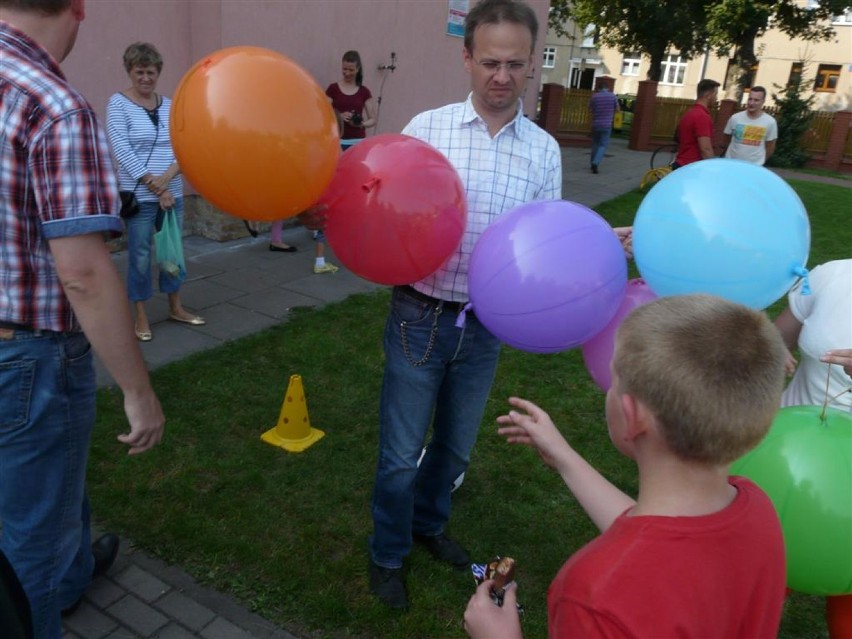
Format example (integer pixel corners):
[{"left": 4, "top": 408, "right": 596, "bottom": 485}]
[
  {"left": 706, "top": 0, "right": 852, "bottom": 101},
  {"left": 766, "top": 63, "right": 815, "bottom": 169},
  {"left": 550, "top": 0, "right": 710, "bottom": 82}
]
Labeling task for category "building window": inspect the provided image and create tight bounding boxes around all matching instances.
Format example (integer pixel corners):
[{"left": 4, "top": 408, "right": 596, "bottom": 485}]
[
  {"left": 621, "top": 52, "right": 641, "bottom": 76},
  {"left": 814, "top": 64, "right": 841, "bottom": 92},
  {"left": 581, "top": 24, "right": 596, "bottom": 48},
  {"left": 788, "top": 62, "right": 803, "bottom": 88},
  {"left": 542, "top": 46, "right": 556, "bottom": 69},
  {"left": 660, "top": 54, "right": 687, "bottom": 85}
]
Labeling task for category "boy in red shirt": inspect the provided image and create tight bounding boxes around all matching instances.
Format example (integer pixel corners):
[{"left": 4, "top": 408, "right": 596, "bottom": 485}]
[{"left": 464, "top": 294, "right": 787, "bottom": 638}]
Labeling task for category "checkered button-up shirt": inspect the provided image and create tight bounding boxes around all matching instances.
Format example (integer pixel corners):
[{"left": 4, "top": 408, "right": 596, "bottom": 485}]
[
  {"left": 403, "top": 94, "right": 562, "bottom": 302},
  {"left": 1, "top": 21, "right": 122, "bottom": 331}
]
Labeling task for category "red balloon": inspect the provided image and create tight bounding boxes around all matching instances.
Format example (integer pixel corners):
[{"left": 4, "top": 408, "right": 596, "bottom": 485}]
[{"left": 320, "top": 134, "right": 467, "bottom": 285}]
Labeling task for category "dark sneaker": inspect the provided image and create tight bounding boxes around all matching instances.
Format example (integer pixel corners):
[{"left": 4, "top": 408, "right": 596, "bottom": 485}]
[
  {"left": 413, "top": 533, "right": 469, "bottom": 570},
  {"left": 369, "top": 561, "right": 408, "bottom": 610},
  {"left": 591, "top": 163, "right": 599, "bottom": 174}
]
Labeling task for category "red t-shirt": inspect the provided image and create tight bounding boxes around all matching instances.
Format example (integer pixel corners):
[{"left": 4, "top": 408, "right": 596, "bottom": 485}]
[
  {"left": 675, "top": 102, "right": 714, "bottom": 166},
  {"left": 547, "top": 476, "right": 786, "bottom": 638},
  {"left": 325, "top": 83, "right": 372, "bottom": 140}
]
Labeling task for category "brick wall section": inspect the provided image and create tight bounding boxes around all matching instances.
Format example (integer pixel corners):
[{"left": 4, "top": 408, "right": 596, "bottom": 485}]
[
  {"left": 538, "top": 83, "right": 565, "bottom": 132},
  {"left": 818, "top": 110, "right": 852, "bottom": 171},
  {"left": 628, "top": 80, "right": 658, "bottom": 151}
]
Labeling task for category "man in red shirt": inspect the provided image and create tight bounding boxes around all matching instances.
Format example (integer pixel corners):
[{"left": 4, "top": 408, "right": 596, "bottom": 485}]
[{"left": 673, "top": 78, "right": 720, "bottom": 168}]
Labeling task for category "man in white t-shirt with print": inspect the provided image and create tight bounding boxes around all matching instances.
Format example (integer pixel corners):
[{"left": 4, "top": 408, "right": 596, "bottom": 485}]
[{"left": 723, "top": 86, "right": 778, "bottom": 166}]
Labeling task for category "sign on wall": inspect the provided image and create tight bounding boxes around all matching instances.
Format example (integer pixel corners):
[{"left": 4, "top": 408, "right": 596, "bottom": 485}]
[{"left": 447, "top": 0, "right": 469, "bottom": 38}]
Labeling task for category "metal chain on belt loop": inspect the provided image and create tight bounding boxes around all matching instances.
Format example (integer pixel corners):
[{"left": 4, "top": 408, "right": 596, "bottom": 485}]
[{"left": 400, "top": 305, "right": 442, "bottom": 367}]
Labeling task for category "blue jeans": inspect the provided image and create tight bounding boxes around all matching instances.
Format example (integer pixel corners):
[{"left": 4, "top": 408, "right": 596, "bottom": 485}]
[
  {"left": 0, "top": 330, "right": 96, "bottom": 639},
  {"left": 591, "top": 126, "right": 612, "bottom": 167},
  {"left": 370, "top": 287, "right": 502, "bottom": 569},
  {"left": 125, "top": 198, "right": 185, "bottom": 301}
]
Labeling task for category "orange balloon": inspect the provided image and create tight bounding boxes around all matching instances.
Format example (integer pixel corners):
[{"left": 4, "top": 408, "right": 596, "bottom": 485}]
[{"left": 170, "top": 46, "right": 339, "bottom": 221}]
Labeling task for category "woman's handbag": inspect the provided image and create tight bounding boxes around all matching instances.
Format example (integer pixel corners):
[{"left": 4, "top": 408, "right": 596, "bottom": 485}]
[
  {"left": 118, "top": 189, "right": 140, "bottom": 219},
  {"left": 153, "top": 208, "right": 186, "bottom": 281}
]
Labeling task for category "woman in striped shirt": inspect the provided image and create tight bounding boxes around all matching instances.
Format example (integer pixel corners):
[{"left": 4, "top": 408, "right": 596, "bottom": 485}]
[{"left": 107, "top": 42, "right": 205, "bottom": 342}]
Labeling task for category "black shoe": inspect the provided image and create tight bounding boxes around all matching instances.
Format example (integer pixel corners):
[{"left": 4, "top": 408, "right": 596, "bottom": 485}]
[
  {"left": 61, "top": 534, "right": 119, "bottom": 617},
  {"left": 369, "top": 561, "right": 408, "bottom": 610},
  {"left": 269, "top": 244, "right": 297, "bottom": 252},
  {"left": 92, "top": 533, "right": 119, "bottom": 578},
  {"left": 243, "top": 220, "right": 258, "bottom": 237},
  {"left": 413, "top": 533, "right": 469, "bottom": 570},
  {"left": 591, "top": 164, "right": 599, "bottom": 174}
]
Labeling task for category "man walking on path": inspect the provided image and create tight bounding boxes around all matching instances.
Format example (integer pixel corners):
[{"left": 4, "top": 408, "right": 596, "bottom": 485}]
[
  {"left": 588, "top": 77, "right": 620, "bottom": 174},
  {"left": 0, "top": 1, "right": 165, "bottom": 636},
  {"left": 723, "top": 86, "right": 778, "bottom": 166},
  {"left": 673, "top": 78, "right": 720, "bottom": 169}
]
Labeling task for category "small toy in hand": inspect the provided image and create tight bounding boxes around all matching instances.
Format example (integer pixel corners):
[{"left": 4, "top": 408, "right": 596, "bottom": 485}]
[{"left": 471, "top": 556, "right": 522, "bottom": 613}]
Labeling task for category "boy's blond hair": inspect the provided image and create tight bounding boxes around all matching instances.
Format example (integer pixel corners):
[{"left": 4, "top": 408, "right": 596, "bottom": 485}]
[{"left": 613, "top": 294, "right": 786, "bottom": 464}]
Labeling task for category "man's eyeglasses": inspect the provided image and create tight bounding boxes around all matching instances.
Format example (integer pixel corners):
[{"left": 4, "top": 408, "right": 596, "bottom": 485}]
[{"left": 472, "top": 58, "right": 529, "bottom": 76}]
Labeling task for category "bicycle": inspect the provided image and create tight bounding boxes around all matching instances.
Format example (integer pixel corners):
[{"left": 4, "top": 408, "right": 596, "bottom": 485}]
[
  {"left": 640, "top": 143, "right": 727, "bottom": 191},
  {"left": 640, "top": 143, "right": 677, "bottom": 191}
]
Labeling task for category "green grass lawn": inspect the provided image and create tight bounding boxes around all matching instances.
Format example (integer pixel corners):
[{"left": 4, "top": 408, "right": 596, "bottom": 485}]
[{"left": 89, "top": 180, "right": 849, "bottom": 638}]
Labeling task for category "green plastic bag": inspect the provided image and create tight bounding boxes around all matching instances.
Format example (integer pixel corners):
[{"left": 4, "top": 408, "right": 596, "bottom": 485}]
[{"left": 154, "top": 208, "right": 186, "bottom": 281}]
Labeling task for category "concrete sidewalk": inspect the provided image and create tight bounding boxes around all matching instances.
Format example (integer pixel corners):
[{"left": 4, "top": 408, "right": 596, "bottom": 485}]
[{"left": 64, "top": 137, "right": 655, "bottom": 639}]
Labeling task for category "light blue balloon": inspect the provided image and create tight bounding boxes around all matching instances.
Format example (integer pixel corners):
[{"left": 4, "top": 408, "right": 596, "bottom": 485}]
[{"left": 633, "top": 159, "right": 810, "bottom": 309}]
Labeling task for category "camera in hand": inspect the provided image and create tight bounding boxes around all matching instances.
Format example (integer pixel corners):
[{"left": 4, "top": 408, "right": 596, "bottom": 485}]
[{"left": 350, "top": 111, "right": 363, "bottom": 126}]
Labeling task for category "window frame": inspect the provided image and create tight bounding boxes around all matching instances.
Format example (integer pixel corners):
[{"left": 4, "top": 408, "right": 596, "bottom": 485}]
[
  {"left": 814, "top": 64, "right": 841, "bottom": 92},
  {"left": 621, "top": 52, "right": 641, "bottom": 77},
  {"left": 660, "top": 54, "right": 687, "bottom": 86},
  {"left": 542, "top": 46, "right": 556, "bottom": 70}
]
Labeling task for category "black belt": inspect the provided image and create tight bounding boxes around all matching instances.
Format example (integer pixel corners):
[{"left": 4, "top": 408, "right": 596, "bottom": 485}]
[
  {"left": 399, "top": 285, "right": 470, "bottom": 314},
  {"left": 0, "top": 320, "right": 33, "bottom": 331}
]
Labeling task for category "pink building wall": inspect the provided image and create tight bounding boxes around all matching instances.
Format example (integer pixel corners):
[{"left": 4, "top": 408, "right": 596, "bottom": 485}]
[{"left": 64, "top": 0, "right": 550, "bottom": 137}]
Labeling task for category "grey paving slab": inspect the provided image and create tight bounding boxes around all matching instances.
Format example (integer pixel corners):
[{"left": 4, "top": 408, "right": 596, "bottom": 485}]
[
  {"left": 228, "top": 288, "right": 321, "bottom": 319},
  {"left": 154, "top": 591, "right": 217, "bottom": 631},
  {"left": 200, "top": 617, "right": 255, "bottom": 639},
  {"left": 62, "top": 602, "right": 119, "bottom": 638},
  {"left": 154, "top": 623, "right": 201, "bottom": 639},
  {"left": 106, "top": 594, "right": 170, "bottom": 637},
  {"left": 114, "top": 564, "right": 171, "bottom": 603}
]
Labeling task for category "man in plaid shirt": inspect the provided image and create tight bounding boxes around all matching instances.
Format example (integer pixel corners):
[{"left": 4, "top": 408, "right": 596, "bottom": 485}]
[{"left": 0, "top": 1, "right": 164, "bottom": 636}]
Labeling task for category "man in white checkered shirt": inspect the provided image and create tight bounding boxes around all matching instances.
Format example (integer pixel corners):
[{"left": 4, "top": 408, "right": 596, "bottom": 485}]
[{"left": 368, "top": 0, "right": 561, "bottom": 610}]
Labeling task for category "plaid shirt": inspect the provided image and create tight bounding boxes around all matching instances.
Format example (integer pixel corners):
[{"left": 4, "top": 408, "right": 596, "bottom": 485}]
[
  {"left": 1, "top": 20, "right": 122, "bottom": 331},
  {"left": 403, "top": 94, "right": 562, "bottom": 302}
]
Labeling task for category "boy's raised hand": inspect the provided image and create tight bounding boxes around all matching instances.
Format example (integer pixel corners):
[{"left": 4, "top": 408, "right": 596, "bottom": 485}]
[{"left": 497, "top": 397, "right": 573, "bottom": 470}]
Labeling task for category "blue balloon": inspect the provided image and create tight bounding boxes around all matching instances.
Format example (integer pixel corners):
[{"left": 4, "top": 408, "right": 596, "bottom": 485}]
[{"left": 633, "top": 159, "right": 810, "bottom": 309}]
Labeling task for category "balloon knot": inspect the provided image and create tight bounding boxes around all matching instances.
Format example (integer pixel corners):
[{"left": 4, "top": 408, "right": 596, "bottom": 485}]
[
  {"left": 455, "top": 302, "right": 473, "bottom": 329},
  {"left": 362, "top": 177, "right": 380, "bottom": 193},
  {"left": 792, "top": 266, "right": 811, "bottom": 295}
]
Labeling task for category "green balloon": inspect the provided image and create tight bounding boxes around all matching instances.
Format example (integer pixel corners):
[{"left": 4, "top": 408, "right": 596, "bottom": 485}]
[{"left": 730, "top": 405, "right": 852, "bottom": 595}]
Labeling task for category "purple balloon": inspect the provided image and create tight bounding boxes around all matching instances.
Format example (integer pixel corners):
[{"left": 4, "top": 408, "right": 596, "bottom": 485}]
[
  {"left": 581, "top": 278, "right": 658, "bottom": 391},
  {"left": 469, "top": 200, "right": 627, "bottom": 354}
]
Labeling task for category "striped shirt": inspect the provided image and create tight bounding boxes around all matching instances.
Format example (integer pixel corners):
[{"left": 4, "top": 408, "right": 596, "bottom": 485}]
[
  {"left": 0, "top": 20, "right": 122, "bottom": 331},
  {"left": 404, "top": 94, "right": 562, "bottom": 302},
  {"left": 106, "top": 93, "right": 181, "bottom": 202}
]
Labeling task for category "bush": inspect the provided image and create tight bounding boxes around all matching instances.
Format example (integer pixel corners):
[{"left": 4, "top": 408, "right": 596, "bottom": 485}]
[{"left": 767, "top": 66, "right": 815, "bottom": 169}]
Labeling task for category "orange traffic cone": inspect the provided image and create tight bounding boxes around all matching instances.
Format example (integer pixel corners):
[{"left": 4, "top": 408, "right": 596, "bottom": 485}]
[{"left": 261, "top": 374, "right": 324, "bottom": 453}]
